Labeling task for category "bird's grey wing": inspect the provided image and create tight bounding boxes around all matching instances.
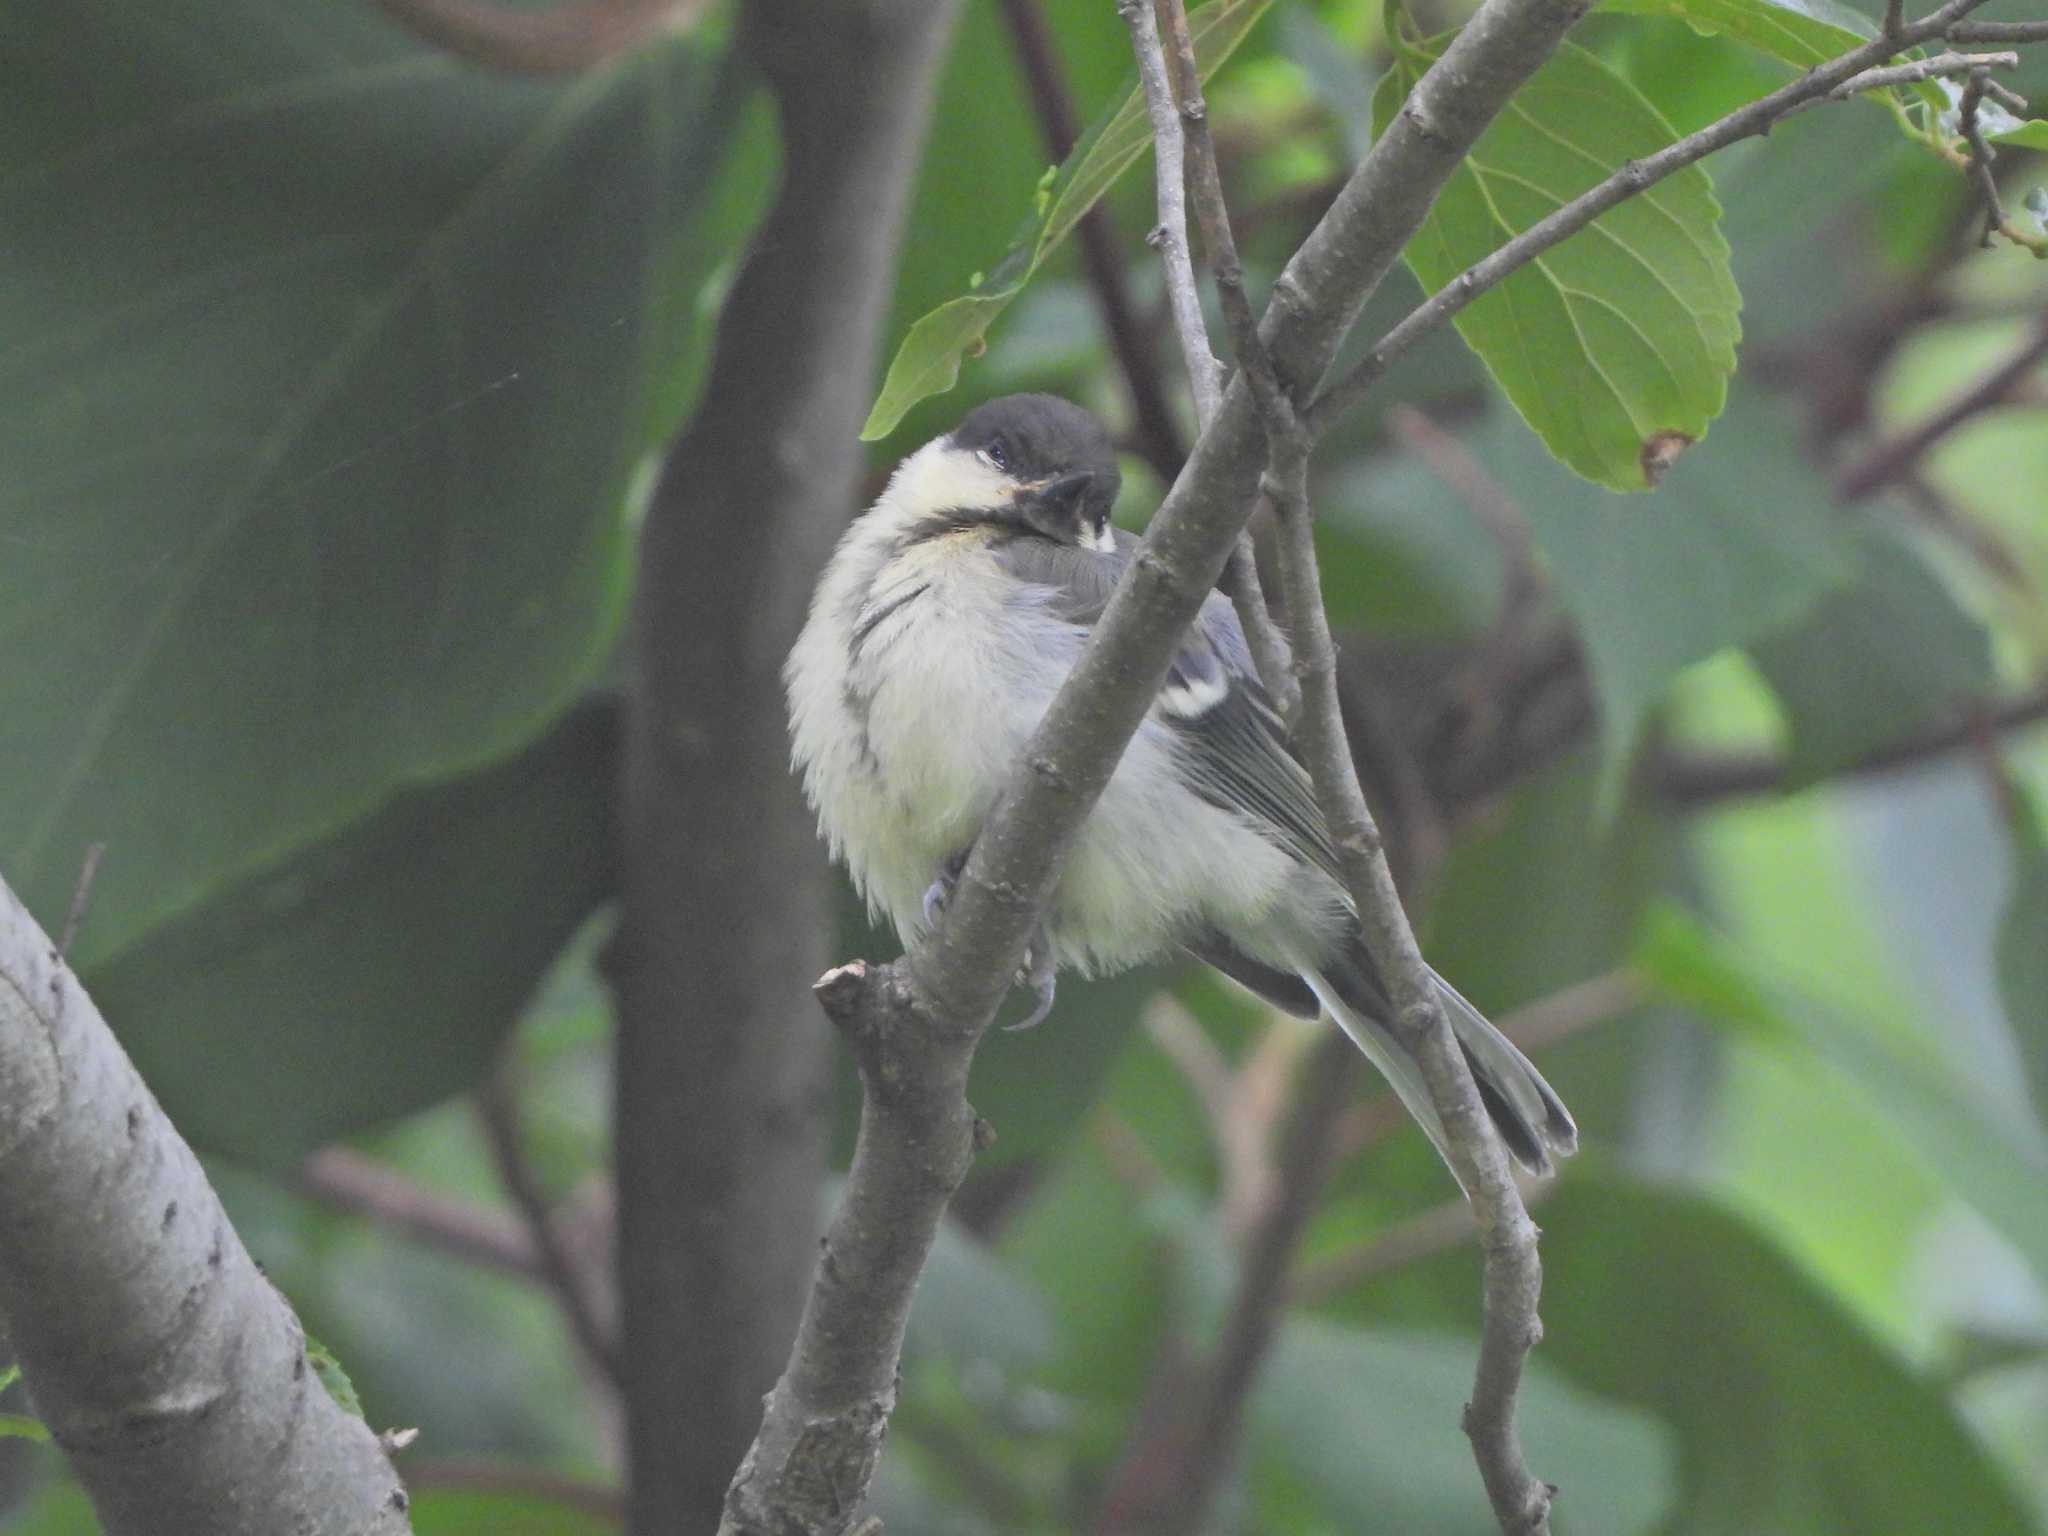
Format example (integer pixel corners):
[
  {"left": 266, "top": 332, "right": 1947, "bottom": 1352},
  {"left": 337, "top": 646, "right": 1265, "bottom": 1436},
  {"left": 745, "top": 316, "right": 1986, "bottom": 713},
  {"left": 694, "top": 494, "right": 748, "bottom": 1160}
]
[{"left": 990, "top": 531, "right": 1343, "bottom": 884}]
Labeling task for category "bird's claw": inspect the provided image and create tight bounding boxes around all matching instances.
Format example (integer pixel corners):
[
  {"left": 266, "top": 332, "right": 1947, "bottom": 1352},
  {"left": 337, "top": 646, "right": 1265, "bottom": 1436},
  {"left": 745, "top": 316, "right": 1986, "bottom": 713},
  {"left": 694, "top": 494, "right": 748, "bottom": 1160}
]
[
  {"left": 1004, "top": 925, "right": 1058, "bottom": 1032},
  {"left": 921, "top": 849, "right": 970, "bottom": 929}
]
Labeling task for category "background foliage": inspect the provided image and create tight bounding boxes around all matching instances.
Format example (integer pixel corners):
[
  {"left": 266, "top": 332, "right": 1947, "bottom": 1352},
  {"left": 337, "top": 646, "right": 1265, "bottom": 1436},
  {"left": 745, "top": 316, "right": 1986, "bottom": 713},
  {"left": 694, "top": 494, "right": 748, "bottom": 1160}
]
[{"left": 4, "top": 0, "right": 2048, "bottom": 1530}]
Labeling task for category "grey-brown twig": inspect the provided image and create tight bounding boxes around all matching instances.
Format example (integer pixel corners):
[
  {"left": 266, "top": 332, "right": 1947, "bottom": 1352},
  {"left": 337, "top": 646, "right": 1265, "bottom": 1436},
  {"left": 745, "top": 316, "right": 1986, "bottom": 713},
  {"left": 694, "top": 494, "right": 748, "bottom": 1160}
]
[
  {"left": 1836, "top": 312, "right": 2048, "bottom": 499},
  {"left": 476, "top": 1063, "right": 621, "bottom": 1386},
  {"left": 1121, "top": 0, "right": 1224, "bottom": 421},
  {"left": 299, "top": 1146, "right": 542, "bottom": 1280},
  {"left": 993, "top": 0, "right": 1188, "bottom": 485},
  {"left": 1264, "top": 426, "right": 1555, "bottom": 1534},
  {"left": 1310, "top": 0, "right": 2019, "bottom": 433},
  {"left": 1950, "top": 18, "right": 2048, "bottom": 41},
  {"left": 1958, "top": 69, "right": 2011, "bottom": 247}
]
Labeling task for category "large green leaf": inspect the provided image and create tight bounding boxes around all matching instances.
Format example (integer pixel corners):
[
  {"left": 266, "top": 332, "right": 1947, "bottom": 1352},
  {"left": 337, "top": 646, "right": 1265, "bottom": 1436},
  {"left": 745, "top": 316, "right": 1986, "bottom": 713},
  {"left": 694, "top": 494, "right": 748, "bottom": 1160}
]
[
  {"left": 1424, "top": 393, "right": 1854, "bottom": 800},
  {"left": 1995, "top": 804, "right": 2048, "bottom": 1127},
  {"left": 1604, "top": 0, "right": 1870, "bottom": 68},
  {"left": 1373, "top": 38, "right": 1741, "bottom": 490},
  {"left": 1750, "top": 527, "right": 1996, "bottom": 783},
  {"left": 0, "top": 2, "right": 767, "bottom": 970},
  {"left": 862, "top": 0, "right": 1274, "bottom": 440},
  {"left": 85, "top": 701, "right": 617, "bottom": 1165},
  {"left": 1536, "top": 1179, "right": 2038, "bottom": 1536},
  {"left": 1638, "top": 904, "right": 2048, "bottom": 1287}
]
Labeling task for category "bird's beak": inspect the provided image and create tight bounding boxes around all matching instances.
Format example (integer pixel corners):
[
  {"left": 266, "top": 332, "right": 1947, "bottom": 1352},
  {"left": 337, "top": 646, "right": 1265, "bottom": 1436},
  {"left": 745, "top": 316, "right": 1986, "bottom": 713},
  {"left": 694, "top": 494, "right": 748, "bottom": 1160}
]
[{"left": 1020, "top": 468, "right": 1096, "bottom": 512}]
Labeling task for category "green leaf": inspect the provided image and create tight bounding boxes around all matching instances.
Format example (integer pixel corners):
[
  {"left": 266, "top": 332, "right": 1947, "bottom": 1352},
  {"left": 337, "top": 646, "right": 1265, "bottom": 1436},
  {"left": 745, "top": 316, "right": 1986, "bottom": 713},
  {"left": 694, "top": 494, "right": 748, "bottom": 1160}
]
[
  {"left": 1750, "top": 527, "right": 1995, "bottom": 783},
  {"left": 862, "top": 0, "right": 1274, "bottom": 439},
  {"left": 85, "top": 700, "right": 616, "bottom": 1165},
  {"left": 1254, "top": 1321, "right": 1675, "bottom": 1533},
  {"left": 1604, "top": 0, "right": 1870, "bottom": 68},
  {"left": 304, "top": 1334, "right": 364, "bottom": 1421},
  {"left": 1995, "top": 807, "right": 2048, "bottom": 1125},
  {"left": 1989, "top": 119, "right": 2048, "bottom": 150},
  {"left": 1537, "top": 1179, "right": 2039, "bottom": 1535},
  {"left": 1372, "top": 38, "right": 1741, "bottom": 490},
  {"left": 0, "top": 1413, "right": 50, "bottom": 1442},
  {"left": 1638, "top": 904, "right": 2048, "bottom": 1286},
  {"left": 1428, "top": 393, "right": 1854, "bottom": 801},
  {"left": 0, "top": 3, "right": 764, "bottom": 971}
]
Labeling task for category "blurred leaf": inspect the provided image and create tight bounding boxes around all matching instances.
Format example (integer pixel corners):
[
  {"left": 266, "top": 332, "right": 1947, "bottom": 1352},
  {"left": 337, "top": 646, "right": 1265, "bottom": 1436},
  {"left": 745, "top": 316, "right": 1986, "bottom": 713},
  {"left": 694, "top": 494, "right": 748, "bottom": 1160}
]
[
  {"left": 1583, "top": 15, "right": 1792, "bottom": 136},
  {"left": 0, "top": 3, "right": 761, "bottom": 970},
  {"left": 1996, "top": 807, "right": 2048, "bottom": 1125},
  {"left": 86, "top": 700, "right": 616, "bottom": 1165},
  {"left": 410, "top": 1487, "right": 617, "bottom": 1534},
  {"left": 1535, "top": 1178, "right": 2038, "bottom": 1535},
  {"left": 0, "top": 1415, "right": 50, "bottom": 1443},
  {"left": 907, "top": 1208, "right": 1057, "bottom": 1375},
  {"left": 1441, "top": 393, "right": 1854, "bottom": 802},
  {"left": 863, "top": 0, "right": 1274, "bottom": 439},
  {"left": 1638, "top": 904, "right": 2048, "bottom": 1286},
  {"left": 4, "top": 1482, "right": 98, "bottom": 1534},
  {"left": 1751, "top": 527, "right": 1996, "bottom": 783},
  {"left": 305, "top": 1335, "right": 364, "bottom": 1420},
  {"left": 1991, "top": 120, "right": 2048, "bottom": 150},
  {"left": 1372, "top": 38, "right": 1741, "bottom": 491},
  {"left": 1604, "top": 0, "right": 1869, "bottom": 67},
  {"left": 1254, "top": 1321, "right": 1675, "bottom": 1534},
  {"left": 1277, "top": 2, "right": 1376, "bottom": 161}
]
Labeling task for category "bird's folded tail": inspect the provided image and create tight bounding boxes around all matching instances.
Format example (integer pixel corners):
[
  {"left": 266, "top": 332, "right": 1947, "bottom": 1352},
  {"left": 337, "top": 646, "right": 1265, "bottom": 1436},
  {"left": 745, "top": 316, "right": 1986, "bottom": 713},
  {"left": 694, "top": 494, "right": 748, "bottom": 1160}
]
[{"left": 1291, "top": 949, "right": 1577, "bottom": 1192}]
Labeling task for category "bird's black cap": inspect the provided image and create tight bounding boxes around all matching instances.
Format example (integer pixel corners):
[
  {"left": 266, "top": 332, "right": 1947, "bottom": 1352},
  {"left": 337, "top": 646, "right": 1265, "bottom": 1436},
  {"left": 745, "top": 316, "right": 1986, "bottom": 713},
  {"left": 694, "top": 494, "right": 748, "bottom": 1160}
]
[{"left": 950, "top": 394, "right": 1122, "bottom": 517}]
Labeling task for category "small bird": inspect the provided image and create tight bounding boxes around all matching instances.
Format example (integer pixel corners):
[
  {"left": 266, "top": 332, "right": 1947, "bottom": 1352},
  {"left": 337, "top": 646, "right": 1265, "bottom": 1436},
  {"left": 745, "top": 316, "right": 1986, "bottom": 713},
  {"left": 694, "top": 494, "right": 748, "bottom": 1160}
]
[{"left": 785, "top": 393, "right": 1575, "bottom": 1183}]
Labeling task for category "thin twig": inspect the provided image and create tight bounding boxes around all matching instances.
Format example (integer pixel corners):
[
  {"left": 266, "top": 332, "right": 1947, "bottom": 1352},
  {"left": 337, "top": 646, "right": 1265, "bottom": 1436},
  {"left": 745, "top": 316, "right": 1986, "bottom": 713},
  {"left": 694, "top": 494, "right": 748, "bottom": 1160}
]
[
  {"left": 365, "top": 0, "right": 699, "bottom": 72},
  {"left": 1958, "top": 70, "right": 2010, "bottom": 248},
  {"left": 1827, "top": 49, "right": 2018, "bottom": 95},
  {"left": 298, "top": 1146, "right": 543, "bottom": 1279},
  {"left": 1951, "top": 18, "right": 2048, "bottom": 42},
  {"left": 1144, "top": 0, "right": 1301, "bottom": 715},
  {"left": 1120, "top": 0, "right": 1224, "bottom": 421},
  {"left": 476, "top": 1062, "right": 623, "bottom": 1387},
  {"left": 1265, "top": 428, "right": 1554, "bottom": 1534},
  {"left": 56, "top": 842, "right": 105, "bottom": 960},
  {"left": 993, "top": 0, "right": 1188, "bottom": 485},
  {"left": 1836, "top": 313, "right": 2048, "bottom": 499},
  {"left": 1290, "top": 1180, "right": 1558, "bottom": 1304},
  {"left": 1310, "top": 0, "right": 2016, "bottom": 433},
  {"left": 1655, "top": 680, "right": 2048, "bottom": 804}
]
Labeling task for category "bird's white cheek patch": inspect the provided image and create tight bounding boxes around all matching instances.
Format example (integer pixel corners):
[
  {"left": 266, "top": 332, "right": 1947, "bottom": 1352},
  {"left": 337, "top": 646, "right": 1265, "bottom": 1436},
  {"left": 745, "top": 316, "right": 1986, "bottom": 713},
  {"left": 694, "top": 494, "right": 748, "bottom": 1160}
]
[
  {"left": 1086, "top": 521, "right": 1117, "bottom": 553},
  {"left": 1159, "top": 673, "right": 1228, "bottom": 718}
]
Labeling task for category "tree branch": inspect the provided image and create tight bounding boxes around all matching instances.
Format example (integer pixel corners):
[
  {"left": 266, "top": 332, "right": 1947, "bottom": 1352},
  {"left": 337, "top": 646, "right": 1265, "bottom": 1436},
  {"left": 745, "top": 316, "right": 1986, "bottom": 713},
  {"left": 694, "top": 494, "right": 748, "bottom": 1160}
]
[
  {"left": 1836, "top": 312, "right": 2048, "bottom": 499},
  {"left": 722, "top": 0, "right": 1598, "bottom": 1525},
  {"left": 364, "top": 0, "right": 701, "bottom": 73},
  {"left": 0, "top": 870, "right": 411, "bottom": 1536},
  {"left": 612, "top": 0, "right": 959, "bottom": 1528},
  {"left": 1310, "top": 0, "right": 2017, "bottom": 432},
  {"left": 1121, "top": 0, "right": 1224, "bottom": 422}
]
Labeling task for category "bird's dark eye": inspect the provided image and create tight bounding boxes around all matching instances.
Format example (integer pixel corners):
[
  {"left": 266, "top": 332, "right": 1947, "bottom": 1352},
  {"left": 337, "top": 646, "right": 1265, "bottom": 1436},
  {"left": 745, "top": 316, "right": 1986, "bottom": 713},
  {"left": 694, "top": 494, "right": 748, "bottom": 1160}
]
[{"left": 982, "top": 440, "right": 1010, "bottom": 472}]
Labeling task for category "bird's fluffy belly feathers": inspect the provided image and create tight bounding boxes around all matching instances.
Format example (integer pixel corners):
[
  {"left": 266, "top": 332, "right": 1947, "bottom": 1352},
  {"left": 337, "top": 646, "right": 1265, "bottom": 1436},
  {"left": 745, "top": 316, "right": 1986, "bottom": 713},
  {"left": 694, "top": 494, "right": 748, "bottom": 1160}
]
[{"left": 786, "top": 523, "right": 1306, "bottom": 975}]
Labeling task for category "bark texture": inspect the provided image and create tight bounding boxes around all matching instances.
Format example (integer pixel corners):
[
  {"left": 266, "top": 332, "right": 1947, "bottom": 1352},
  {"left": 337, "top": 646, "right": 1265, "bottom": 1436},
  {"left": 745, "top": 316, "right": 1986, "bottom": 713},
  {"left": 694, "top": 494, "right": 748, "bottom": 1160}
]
[{"left": 0, "top": 871, "right": 411, "bottom": 1536}]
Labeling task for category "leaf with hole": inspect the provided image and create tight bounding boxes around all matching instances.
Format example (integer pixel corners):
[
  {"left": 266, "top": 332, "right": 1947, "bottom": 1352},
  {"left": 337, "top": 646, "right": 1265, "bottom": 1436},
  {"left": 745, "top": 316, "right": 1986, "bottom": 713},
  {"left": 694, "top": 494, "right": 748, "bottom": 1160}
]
[{"left": 1373, "top": 37, "right": 1742, "bottom": 490}]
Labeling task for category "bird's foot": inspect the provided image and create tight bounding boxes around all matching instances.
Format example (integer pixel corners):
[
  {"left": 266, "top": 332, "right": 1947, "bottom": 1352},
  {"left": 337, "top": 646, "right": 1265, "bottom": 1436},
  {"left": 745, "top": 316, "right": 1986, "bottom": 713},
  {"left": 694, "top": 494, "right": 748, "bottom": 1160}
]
[
  {"left": 921, "top": 848, "right": 970, "bottom": 929},
  {"left": 1005, "top": 923, "right": 1058, "bottom": 1032}
]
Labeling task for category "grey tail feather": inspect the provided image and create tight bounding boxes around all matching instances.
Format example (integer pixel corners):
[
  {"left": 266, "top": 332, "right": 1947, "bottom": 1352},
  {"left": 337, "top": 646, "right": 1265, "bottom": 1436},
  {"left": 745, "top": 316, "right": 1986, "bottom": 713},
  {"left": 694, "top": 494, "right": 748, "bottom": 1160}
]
[{"left": 1293, "top": 945, "right": 1577, "bottom": 1187}]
